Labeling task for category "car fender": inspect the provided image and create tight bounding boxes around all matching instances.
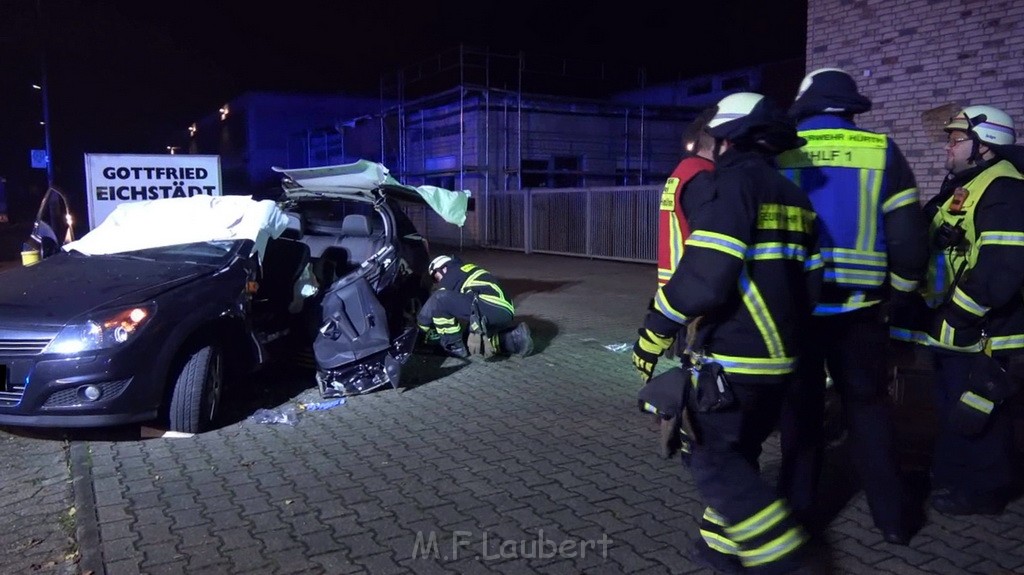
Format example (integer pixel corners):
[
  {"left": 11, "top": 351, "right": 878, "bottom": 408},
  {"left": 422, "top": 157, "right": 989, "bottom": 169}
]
[{"left": 147, "top": 298, "right": 255, "bottom": 406}]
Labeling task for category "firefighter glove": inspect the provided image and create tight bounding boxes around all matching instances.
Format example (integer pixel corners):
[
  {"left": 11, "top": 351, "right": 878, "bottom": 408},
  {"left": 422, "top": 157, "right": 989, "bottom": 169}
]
[{"left": 632, "top": 328, "right": 675, "bottom": 383}]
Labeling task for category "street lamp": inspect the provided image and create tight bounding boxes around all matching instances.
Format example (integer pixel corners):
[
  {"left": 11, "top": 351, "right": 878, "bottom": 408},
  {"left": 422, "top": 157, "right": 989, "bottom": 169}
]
[
  {"left": 31, "top": 81, "right": 53, "bottom": 186},
  {"left": 34, "top": 0, "right": 54, "bottom": 187}
]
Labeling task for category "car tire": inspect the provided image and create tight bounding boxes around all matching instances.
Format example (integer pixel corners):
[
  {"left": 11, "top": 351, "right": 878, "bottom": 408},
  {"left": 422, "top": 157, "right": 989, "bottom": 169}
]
[{"left": 169, "top": 344, "right": 223, "bottom": 434}]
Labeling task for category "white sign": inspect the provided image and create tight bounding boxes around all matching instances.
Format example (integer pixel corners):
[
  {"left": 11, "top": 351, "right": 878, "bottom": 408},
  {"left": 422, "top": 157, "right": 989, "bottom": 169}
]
[{"left": 84, "top": 153, "right": 222, "bottom": 229}]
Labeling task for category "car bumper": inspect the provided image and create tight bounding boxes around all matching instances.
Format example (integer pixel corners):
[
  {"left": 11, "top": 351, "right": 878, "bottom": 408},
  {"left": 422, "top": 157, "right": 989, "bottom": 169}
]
[{"left": 0, "top": 351, "right": 162, "bottom": 428}]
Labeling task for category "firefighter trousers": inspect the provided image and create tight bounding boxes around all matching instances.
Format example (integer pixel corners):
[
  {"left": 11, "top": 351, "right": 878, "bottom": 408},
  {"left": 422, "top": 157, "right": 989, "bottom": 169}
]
[
  {"left": 778, "top": 307, "right": 905, "bottom": 534},
  {"left": 689, "top": 379, "right": 808, "bottom": 573},
  {"left": 417, "top": 290, "right": 514, "bottom": 336},
  {"left": 931, "top": 349, "right": 1015, "bottom": 504}
]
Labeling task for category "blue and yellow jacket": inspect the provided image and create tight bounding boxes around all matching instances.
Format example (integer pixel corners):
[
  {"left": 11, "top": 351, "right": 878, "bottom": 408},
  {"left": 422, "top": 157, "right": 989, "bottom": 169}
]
[
  {"left": 776, "top": 115, "right": 928, "bottom": 315},
  {"left": 643, "top": 149, "right": 824, "bottom": 384}
]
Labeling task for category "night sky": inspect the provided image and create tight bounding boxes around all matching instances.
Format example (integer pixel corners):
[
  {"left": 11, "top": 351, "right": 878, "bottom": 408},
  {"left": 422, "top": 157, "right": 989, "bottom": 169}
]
[{"left": 0, "top": 0, "right": 806, "bottom": 218}]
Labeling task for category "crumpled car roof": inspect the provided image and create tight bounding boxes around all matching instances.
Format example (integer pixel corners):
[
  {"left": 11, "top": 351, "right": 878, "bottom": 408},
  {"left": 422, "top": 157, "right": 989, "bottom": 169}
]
[
  {"left": 62, "top": 195, "right": 288, "bottom": 261},
  {"left": 273, "top": 159, "right": 470, "bottom": 227}
]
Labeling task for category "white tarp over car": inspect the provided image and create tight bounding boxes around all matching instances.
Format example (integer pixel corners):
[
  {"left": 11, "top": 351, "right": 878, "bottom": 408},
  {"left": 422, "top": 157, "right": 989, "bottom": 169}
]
[
  {"left": 63, "top": 195, "right": 289, "bottom": 261},
  {"left": 273, "top": 160, "right": 471, "bottom": 227}
]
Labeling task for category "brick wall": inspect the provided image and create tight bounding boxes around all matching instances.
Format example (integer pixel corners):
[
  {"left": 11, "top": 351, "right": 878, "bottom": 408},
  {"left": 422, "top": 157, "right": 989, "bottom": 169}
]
[{"left": 806, "top": 0, "right": 1024, "bottom": 198}]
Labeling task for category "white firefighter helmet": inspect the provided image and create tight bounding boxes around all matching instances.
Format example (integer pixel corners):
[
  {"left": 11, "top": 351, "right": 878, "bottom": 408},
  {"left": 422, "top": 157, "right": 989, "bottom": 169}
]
[
  {"left": 707, "top": 92, "right": 804, "bottom": 152},
  {"left": 945, "top": 105, "right": 1016, "bottom": 146},
  {"left": 428, "top": 255, "right": 453, "bottom": 275}
]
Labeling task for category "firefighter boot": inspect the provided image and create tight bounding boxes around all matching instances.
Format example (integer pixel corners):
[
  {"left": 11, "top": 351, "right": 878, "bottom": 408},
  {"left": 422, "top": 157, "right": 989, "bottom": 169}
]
[
  {"left": 499, "top": 322, "right": 534, "bottom": 357},
  {"left": 440, "top": 334, "right": 469, "bottom": 359}
]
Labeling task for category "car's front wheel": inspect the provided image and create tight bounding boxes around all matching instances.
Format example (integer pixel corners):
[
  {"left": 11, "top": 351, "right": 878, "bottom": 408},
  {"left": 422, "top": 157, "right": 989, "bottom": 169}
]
[{"left": 168, "top": 344, "right": 223, "bottom": 433}]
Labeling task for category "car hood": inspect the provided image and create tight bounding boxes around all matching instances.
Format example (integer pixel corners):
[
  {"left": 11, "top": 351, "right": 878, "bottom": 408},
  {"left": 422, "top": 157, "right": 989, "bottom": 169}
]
[{"left": 0, "top": 254, "right": 217, "bottom": 328}]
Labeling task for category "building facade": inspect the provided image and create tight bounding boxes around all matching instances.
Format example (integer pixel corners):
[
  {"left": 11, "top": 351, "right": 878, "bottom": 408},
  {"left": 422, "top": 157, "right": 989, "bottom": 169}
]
[
  {"left": 182, "top": 47, "right": 801, "bottom": 257},
  {"left": 805, "top": 0, "right": 1024, "bottom": 198}
]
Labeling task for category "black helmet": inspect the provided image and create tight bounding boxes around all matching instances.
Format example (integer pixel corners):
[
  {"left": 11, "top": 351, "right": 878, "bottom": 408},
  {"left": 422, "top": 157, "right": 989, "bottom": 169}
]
[
  {"left": 708, "top": 92, "right": 805, "bottom": 152},
  {"left": 788, "top": 68, "right": 872, "bottom": 121}
]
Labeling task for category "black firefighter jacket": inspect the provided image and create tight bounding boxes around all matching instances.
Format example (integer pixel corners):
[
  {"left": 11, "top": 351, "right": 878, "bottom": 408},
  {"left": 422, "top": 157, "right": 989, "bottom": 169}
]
[{"left": 644, "top": 148, "right": 824, "bottom": 384}]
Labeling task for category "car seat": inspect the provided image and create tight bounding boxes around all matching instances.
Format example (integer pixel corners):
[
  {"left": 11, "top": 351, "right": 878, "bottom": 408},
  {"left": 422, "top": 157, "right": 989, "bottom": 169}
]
[
  {"left": 337, "top": 214, "right": 385, "bottom": 269},
  {"left": 255, "top": 237, "right": 312, "bottom": 322}
]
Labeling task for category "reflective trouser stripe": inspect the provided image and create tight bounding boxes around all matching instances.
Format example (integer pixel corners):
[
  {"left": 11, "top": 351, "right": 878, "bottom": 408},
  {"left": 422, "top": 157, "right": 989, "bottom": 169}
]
[
  {"left": 433, "top": 316, "right": 460, "bottom": 335},
  {"left": 724, "top": 499, "right": 808, "bottom": 569},
  {"left": 700, "top": 507, "right": 740, "bottom": 556}
]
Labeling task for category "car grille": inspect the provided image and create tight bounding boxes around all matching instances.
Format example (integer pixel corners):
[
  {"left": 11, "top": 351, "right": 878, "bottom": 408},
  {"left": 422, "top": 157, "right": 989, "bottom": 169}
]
[
  {"left": 0, "top": 383, "right": 26, "bottom": 407},
  {"left": 42, "top": 378, "right": 132, "bottom": 408},
  {"left": 0, "top": 338, "right": 53, "bottom": 356}
]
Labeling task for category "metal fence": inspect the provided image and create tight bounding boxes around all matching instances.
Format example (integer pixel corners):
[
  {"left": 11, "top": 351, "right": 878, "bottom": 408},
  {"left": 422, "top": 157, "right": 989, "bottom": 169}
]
[{"left": 484, "top": 186, "right": 661, "bottom": 263}]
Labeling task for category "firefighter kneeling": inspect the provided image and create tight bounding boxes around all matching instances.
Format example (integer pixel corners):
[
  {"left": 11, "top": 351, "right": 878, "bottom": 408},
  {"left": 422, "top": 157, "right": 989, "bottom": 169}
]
[{"left": 417, "top": 255, "right": 533, "bottom": 359}]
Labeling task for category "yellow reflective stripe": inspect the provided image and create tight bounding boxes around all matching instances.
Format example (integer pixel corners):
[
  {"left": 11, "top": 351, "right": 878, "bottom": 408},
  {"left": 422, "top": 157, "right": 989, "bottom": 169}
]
[
  {"left": 856, "top": 167, "right": 882, "bottom": 251},
  {"left": 727, "top": 500, "right": 788, "bottom": 542},
  {"left": 654, "top": 288, "right": 690, "bottom": 325},
  {"left": 701, "top": 531, "right": 741, "bottom": 555},
  {"left": 757, "top": 203, "right": 815, "bottom": 233},
  {"left": 814, "top": 299, "right": 881, "bottom": 315},
  {"left": 643, "top": 329, "right": 674, "bottom": 349},
  {"left": 748, "top": 242, "right": 807, "bottom": 261},
  {"left": 739, "top": 269, "right": 784, "bottom": 358},
  {"left": 638, "top": 330, "right": 672, "bottom": 355},
  {"left": 710, "top": 354, "right": 796, "bottom": 375},
  {"left": 670, "top": 216, "right": 685, "bottom": 266},
  {"left": 640, "top": 402, "right": 657, "bottom": 414},
  {"left": 436, "top": 325, "right": 461, "bottom": 335},
  {"left": 925, "top": 326, "right": 984, "bottom": 353},
  {"left": 700, "top": 507, "right": 740, "bottom": 556},
  {"left": 826, "top": 268, "right": 887, "bottom": 285},
  {"left": 739, "top": 527, "right": 808, "bottom": 568},
  {"left": 805, "top": 252, "right": 823, "bottom": 272},
  {"left": 977, "top": 230, "right": 1024, "bottom": 247},
  {"left": 461, "top": 269, "right": 487, "bottom": 288},
  {"left": 479, "top": 293, "right": 515, "bottom": 315},
  {"left": 687, "top": 231, "right": 747, "bottom": 260},
  {"left": 704, "top": 507, "right": 728, "bottom": 526},
  {"left": 951, "top": 287, "right": 989, "bottom": 317},
  {"left": 989, "top": 334, "right": 1024, "bottom": 351},
  {"left": 882, "top": 187, "right": 920, "bottom": 213},
  {"left": 890, "top": 272, "right": 918, "bottom": 293},
  {"left": 961, "top": 391, "right": 994, "bottom": 414},
  {"left": 821, "top": 247, "right": 887, "bottom": 266},
  {"left": 434, "top": 317, "right": 458, "bottom": 326}
]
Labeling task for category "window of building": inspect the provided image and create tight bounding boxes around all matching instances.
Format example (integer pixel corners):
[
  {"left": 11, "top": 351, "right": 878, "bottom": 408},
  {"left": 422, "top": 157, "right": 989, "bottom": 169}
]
[
  {"left": 521, "top": 159, "right": 549, "bottom": 187},
  {"left": 521, "top": 156, "right": 582, "bottom": 187},
  {"left": 552, "top": 155, "right": 581, "bottom": 188}
]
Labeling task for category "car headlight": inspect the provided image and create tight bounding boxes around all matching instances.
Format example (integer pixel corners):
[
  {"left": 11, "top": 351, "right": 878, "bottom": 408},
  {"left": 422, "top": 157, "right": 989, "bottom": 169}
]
[{"left": 44, "top": 305, "right": 155, "bottom": 354}]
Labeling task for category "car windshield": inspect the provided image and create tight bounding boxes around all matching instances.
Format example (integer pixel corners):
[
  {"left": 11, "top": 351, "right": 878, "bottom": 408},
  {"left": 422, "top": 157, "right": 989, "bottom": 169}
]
[{"left": 87, "top": 240, "right": 242, "bottom": 265}]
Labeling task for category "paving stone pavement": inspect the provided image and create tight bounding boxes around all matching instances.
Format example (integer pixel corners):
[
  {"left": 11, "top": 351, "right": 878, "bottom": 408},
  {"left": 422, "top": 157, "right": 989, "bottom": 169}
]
[{"left": 2, "top": 249, "right": 1024, "bottom": 574}]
